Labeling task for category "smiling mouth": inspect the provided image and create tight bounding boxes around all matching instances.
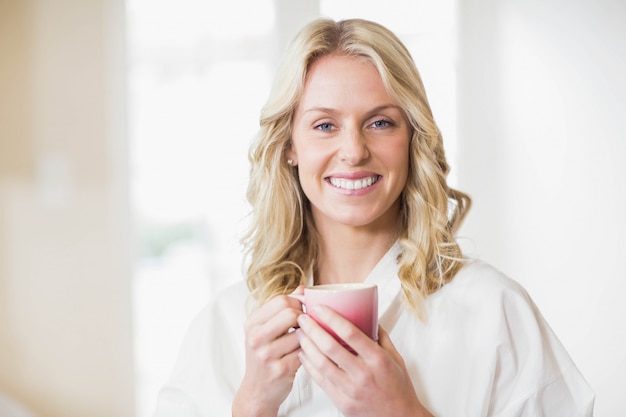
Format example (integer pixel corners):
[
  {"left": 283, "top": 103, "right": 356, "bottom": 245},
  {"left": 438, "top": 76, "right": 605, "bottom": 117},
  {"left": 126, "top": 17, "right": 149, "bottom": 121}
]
[{"left": 328, "top": 175, "right": 381, "bottom": 190}]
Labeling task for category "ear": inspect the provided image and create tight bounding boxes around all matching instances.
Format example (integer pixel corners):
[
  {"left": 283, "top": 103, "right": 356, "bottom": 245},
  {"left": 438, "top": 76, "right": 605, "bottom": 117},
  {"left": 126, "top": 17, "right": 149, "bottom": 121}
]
[{"left": 285, "top": 145, "right": 298, "bottom": 166}]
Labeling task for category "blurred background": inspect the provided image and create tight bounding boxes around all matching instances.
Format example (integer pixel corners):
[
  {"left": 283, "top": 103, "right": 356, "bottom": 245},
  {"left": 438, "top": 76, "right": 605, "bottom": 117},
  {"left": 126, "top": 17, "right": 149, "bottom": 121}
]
[{"left": 0, "top": 0, "right": 624, "bottom": 416}]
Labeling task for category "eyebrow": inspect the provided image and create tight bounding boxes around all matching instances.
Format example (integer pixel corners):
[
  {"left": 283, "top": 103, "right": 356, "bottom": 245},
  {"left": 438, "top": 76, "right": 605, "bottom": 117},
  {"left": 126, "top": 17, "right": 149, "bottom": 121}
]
[{"left": 303, "top": 104, "right": 402, "bottom": 116}]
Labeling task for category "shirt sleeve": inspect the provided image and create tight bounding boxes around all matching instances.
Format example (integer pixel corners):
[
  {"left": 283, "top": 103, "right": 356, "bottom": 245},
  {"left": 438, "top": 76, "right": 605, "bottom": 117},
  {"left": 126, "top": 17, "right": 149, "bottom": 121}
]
[
  {"left": 153, "top": 282, "right": 248, "bottom": 417},
  {"left": 484, "top": 272, "right": 595, "bottom": 416}
]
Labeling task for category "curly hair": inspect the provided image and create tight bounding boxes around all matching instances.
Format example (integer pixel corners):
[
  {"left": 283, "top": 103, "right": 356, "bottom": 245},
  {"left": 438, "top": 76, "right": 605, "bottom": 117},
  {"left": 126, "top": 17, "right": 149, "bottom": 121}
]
[{"left": 242, "top": 18, "right": 471, "bottom": 316}]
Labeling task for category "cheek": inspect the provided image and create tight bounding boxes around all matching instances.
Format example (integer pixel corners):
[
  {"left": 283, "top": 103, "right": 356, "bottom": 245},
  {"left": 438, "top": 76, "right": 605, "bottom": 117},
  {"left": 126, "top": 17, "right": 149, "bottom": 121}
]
[
  {"left": 294, "top": 143, "right": 332, "bottom": 171},
  {"left": 297, "top": 156, "right": 325, "bottom": 188},
  {"left": 381, "top": 141, "right": 410, "bottom": 170},
  {"left": 296, "top": 166, "right": 322, "bottom": 205},
  {"left": 294, "top": 148, "right": 333, "bottom": 201},
  {"left": 384, "top": 143, "right": 411, "bottom": 192}
]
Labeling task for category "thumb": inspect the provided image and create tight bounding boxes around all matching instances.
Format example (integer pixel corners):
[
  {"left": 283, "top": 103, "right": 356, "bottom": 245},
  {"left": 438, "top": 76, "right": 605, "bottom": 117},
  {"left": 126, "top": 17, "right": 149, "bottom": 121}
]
[
  {"left": 377, "top": 325, "right": 405, "bottom": 365},
  {"left": 287, "top": 285, "right": 306, "bottom": 305},
  {"left": 291, "top": 285, "right": 306, "bottom": 295}
]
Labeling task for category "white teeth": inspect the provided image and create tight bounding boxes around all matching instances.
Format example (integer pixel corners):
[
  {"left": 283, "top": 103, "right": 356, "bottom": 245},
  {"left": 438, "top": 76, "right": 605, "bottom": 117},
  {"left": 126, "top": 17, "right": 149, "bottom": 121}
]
[{"left": 329, "top": 176, "right": 379, "bottom": 190}]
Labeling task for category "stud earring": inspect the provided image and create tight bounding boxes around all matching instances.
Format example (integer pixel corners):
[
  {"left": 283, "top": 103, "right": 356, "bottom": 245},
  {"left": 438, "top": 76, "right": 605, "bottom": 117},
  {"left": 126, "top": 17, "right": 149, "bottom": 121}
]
[{"left": 287, "top": 159, "right": 294, "bottom": 166}]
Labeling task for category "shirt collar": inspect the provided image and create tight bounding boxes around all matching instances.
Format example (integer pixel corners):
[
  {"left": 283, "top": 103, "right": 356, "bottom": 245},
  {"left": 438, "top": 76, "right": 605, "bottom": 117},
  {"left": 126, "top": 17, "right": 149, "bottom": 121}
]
[
  {"left": 306, "top": 241, "right": 403, "bottom": 320},
  {"left": 363, "top": 241, "right": 403, "bottom": 320}
]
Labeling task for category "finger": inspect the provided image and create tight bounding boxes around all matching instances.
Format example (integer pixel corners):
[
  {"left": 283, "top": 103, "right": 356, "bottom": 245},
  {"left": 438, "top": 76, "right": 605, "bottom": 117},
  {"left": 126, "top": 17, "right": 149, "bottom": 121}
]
[
  {"left": 246, "top": 299, "right": 304, "bottom": 349},
  {"left": 298, "top": 341, "right": 342, "bottom": 396},
  {"left": 295, "top": 318, "right": 351, "bottom": 390},
  {"left": 290, "top": 285, "right": 305, "bottom": 296},
  {"left": 373, "top": 326, "right": 416, "bottom": 395},
  {"left": 376, "top": 326, "right": 395, "bottom": 351},
  {"left": 249, "top": 294, "right": 304, "bottom": 326},
  {"left": 255, "top": 306, "right": 303, "bottom": 345},
  {"left": 266, "top": 332, "right": 302, "bottom": 377},
  {"left": 282, "top": 347, "right": 304, "bottom": 377},
  {"left": 270, "top": 329, "right": 302, "bottom": 359},
  {"left": 249, "top": 335, "right": 302, "bottom": 387},
  {"left": 286, "top": 286, "right": 306, "bottom": 314},
  {"left": 309, "top": 304, "right": 378, "bottom": 362},
  {"left": 376, "top": 325, "right": 405, "bottom": 367},
  {"left": 297, "top": 313, "right": 363, "bottom": 382}
]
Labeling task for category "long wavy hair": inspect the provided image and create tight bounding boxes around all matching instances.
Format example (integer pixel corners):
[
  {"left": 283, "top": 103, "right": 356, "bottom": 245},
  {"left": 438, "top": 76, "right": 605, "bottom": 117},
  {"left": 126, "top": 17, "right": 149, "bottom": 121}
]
[{"left": 242, "top": 18, "right": 471, "bottom": 316}]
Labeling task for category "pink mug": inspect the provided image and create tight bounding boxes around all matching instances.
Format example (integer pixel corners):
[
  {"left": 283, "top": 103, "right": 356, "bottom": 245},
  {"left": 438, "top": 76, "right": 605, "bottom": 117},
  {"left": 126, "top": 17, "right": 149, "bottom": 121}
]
[{"left": 291, "top": 283, "right": 378, "bottom": 350}]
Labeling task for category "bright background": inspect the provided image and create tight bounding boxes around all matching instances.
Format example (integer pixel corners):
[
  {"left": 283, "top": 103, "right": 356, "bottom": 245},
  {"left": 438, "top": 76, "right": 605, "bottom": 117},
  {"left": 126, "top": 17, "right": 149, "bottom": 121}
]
[{"left": 0, "top": 1, "right": 624, "bottom": 417}]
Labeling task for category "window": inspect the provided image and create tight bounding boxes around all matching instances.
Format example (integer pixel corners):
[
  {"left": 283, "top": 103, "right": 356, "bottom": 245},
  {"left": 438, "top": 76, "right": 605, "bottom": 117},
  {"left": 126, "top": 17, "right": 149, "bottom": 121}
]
[{"left": 127, "top": 1, "right": 275, "bottom": 415}]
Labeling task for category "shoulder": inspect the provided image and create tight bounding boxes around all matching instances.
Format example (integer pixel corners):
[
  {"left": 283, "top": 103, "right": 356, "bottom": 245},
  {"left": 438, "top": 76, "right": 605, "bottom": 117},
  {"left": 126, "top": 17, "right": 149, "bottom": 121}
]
[
  {"left": 436, "top": 259, "right": 533, "bottom": 312},
  {"left": 453, "top": 259, "right": 524, "bottom": 292},
  {"left": 428, "top": 260, "right": 595, "bottom": 414},
  {"left": 448, "top": 261, "right": 585, "bottom": 377},
  {"left": 429, "top": 259, "right": 549, "bottom": 358},
  {"left": 212, "top": 279, "right": 251, "bottom": 317},
  {"left": 175, "top": 279, "right": 250, "bottom": 354}
]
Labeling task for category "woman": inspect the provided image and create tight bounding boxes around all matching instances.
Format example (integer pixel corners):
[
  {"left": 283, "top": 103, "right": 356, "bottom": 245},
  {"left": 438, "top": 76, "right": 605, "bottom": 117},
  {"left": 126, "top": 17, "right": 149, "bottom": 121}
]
[{"left": 155, "top": 18, "right": 594, "bottom": 417}]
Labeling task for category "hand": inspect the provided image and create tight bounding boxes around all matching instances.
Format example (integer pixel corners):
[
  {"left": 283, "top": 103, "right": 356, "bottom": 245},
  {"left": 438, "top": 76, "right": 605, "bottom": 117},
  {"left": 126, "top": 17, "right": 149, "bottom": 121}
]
[
  {"left": 296, "top": 305, "right": 433, "bottom": 417},
  {"left": 232, "top": 286, "right": 305, "bottom": 417}
]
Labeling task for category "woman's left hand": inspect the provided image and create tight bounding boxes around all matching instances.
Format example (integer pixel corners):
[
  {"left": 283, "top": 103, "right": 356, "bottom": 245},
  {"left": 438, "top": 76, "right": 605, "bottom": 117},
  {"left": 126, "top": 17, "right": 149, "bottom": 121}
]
[{"left": 296, "top": 305, "right": 433, "bottom": 417}]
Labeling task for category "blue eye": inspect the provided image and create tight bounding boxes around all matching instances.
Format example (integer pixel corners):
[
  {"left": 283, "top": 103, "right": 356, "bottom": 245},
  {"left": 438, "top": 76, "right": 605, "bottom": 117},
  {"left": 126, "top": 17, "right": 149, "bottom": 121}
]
[
  {"left": 316, "top": 123, "right": 334, "bottom": 131},
  {"left": 372, "top": 119, "right": 391, "bottom": 128}
]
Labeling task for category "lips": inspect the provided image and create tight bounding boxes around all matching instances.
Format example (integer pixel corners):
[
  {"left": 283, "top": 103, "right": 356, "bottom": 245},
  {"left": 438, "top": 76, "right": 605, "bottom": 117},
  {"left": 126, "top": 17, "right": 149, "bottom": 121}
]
[{"left": 327, "top": 175, "right": 381, "bottom": 190}]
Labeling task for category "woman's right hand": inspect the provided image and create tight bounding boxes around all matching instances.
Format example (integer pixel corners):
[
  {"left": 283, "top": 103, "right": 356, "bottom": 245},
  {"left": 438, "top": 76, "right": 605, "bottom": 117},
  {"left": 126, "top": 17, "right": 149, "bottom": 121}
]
[{"left": 232, "top": 286, "right": 305, "bottom": 417}]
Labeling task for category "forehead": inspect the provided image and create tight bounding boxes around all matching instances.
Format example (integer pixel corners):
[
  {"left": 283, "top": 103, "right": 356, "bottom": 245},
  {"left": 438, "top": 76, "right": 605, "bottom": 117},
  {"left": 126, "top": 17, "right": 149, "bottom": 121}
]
[
  {"left": 305, "top": 54, "right": 380, "bottom": 86},
  {"left": 299, "top": 54, "right": 393, "bottom": 109}
]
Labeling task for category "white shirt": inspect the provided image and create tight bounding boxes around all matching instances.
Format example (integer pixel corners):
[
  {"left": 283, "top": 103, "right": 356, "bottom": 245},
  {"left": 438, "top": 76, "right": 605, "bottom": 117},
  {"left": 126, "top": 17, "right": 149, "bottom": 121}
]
[{"left": 154, "top": 243, "right": 595, "bottom": 416}]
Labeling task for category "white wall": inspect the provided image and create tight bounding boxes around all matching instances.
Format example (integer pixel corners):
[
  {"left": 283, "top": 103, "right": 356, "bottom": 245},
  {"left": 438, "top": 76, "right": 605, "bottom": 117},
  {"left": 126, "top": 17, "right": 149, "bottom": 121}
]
[
  {"left": 457, "top": 0, "right": 626, "bottom": 415},
  {"left": 0, "top": 1, "right": 134, "bottom": 416}
]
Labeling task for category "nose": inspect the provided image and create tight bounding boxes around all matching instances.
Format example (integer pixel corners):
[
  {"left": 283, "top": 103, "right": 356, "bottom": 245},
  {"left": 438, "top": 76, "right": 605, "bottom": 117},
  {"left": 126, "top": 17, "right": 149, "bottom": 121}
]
[{"left": 338, "top": 127, "right": 370, "bottom": 166}]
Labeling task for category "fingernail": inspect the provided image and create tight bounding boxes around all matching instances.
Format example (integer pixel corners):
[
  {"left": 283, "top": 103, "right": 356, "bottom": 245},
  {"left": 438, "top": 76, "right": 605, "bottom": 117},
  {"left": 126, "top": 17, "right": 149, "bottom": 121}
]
[{"left": 297, "top": 313, "right": 308, "bottom": 327}]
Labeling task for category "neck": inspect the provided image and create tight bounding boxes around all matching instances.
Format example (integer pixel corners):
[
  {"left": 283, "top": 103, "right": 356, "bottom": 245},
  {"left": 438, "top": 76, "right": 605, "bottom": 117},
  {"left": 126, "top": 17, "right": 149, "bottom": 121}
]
[{"left": 314, "top": 224, "right": 400, "bottom": 285}]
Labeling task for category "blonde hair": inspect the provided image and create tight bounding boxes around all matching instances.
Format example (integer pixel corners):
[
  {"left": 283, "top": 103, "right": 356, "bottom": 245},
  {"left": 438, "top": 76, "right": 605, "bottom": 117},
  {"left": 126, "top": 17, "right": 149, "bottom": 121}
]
[{"left": 242, "top": 18, "right": 471, "bottom": 315}]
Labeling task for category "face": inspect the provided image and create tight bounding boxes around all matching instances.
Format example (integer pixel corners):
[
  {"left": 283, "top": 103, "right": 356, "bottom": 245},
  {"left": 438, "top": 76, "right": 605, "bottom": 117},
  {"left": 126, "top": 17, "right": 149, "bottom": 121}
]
[{"left": 288, "top": 54, "right": 411, "bottom": 233}]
